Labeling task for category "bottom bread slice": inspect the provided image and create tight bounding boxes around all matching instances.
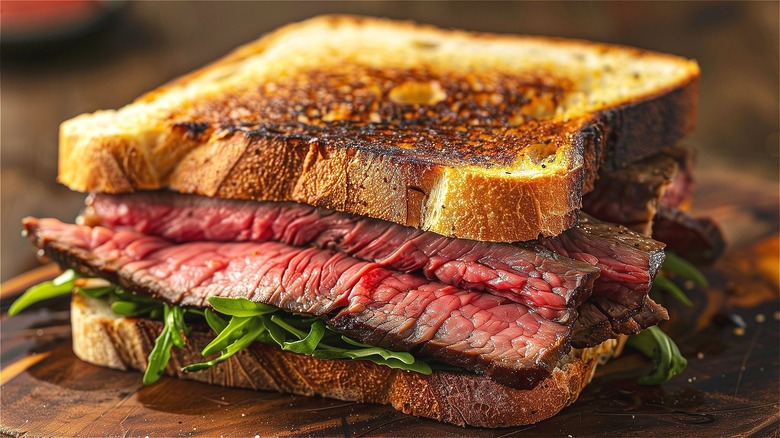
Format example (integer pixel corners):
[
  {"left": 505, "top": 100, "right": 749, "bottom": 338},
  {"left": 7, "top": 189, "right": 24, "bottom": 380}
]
[{"left": 71, "top": 293, "right": 618, "bottom": 428}]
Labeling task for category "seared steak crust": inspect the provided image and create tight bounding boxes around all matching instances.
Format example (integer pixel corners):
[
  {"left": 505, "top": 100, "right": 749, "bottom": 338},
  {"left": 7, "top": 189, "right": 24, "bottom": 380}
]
[
  {"left": 540, "top": 214, "right": 667, "bottom": 347},
  {"left": 652, "top": 206, "right": 725, "bottom": 264},
  {"left": 581, "top": 146, "right": 694, "bottom": 235},
  {"left": 571, "top": 296, "right": 668, "bottom": 347},
  {"left": 581, "top": 146, "right": 723, "bottom": 264}
]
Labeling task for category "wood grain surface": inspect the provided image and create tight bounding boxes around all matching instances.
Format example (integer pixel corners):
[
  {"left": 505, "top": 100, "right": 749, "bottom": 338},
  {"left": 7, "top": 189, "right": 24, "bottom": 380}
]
[{"left": 1, "top": 178, "right": 778, "bottom": 437}]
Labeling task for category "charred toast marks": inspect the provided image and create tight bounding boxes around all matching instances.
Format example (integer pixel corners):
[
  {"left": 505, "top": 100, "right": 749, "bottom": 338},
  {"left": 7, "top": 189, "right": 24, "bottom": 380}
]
[{"left": 59, "top": 15, "right": 699, "bottom": 241}]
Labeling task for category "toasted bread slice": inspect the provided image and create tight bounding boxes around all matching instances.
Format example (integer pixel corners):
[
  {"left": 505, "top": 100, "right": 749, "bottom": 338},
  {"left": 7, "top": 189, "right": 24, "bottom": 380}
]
[
  {"left": 71, "top": 293, "right": 619, "bottom": 428},
  {"left": 60, "top": 15, "right": 699, "bottom": 242}
]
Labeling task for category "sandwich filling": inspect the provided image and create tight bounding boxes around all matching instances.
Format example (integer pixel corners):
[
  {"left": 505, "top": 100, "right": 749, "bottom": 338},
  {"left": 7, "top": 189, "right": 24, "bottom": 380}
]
[
  {"left": 582, "top": 146, "right": 725, "bottom": 263},
  {"left": 22, "top": 191, "right": 669, "bottom": 390}
]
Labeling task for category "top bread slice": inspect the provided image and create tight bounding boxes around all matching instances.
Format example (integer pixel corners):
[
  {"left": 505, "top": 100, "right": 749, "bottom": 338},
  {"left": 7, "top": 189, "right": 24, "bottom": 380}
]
[{"left": 59, "top": 14, "right": 699, "bottom": 242}]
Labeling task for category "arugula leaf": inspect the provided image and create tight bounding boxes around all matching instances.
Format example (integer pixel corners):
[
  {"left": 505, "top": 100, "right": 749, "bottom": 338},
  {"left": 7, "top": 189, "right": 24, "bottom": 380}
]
[
  {"left": 663, "top": 252, "right": 708, "bottom": 287},
  {"left": 627, "top": 326, "right": 687, "bottom": 385},
  {"left": 11, "top": 272, "right": 440, "bottom": 379},
  {"left": 201, "top": 315, "right": 253, "bottom": 356},
  {"left": 182, "top": 319, "right": 265, "bottom": 372},
  {"left": 652, "top": 275, "right": 693, "bottom": 307},
  {"left": 143, "top": 312, "right": 174, "bottom": 384},
  {"left": 282, "top": 319, "right": 326, "bottom": 355},
  {"left": 339, "top": 335, "right": 417, "bottom": 365},
  {"left": 167, "top": 305, "right": 188, "bottom": 349},
  {"left": 141, "top": 303, "right": 192, "bottom": 383},
  {"left": 76, "top": 285, "right": 115, "bottom": 299},
  {"left": 360, "top": 355, "right": 432, "bottom": 374},
  {"left": 204, "top": 308, "right": 229, "bottom": 333},
  {"left": 8, "top": 270, "right": 77, "bottom": 316},
  {"left": 200, "top": 303, "right": 435, "bottom": 374},
  {"left": 312, "top": 346, "right": 432, "bottom": 374},
  {"left": 208, "top": 296, "right": 277, "bottom": 317},
  {"left": 632, "top": 250, "right": 702, "bottom": 384},
  {"left": 269, "top": 314, "right": 308, "bottom": 338},
  {"left": 260, "top": 315, "right": 289, "bottom": 345},
  {"left": 650, "top": 250, "right": 709, "bottom": 307},
  {"left": 110, "top": 299, "right": 160, "bottom": 317}
]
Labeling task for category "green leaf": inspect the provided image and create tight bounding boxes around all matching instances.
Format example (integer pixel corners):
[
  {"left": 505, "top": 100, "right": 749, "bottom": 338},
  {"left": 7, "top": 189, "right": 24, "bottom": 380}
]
[
  {"left": 282, "top": 319, "right": 325, "bottom": 355},
  {"left": 204, "top": 308, "right": 229, "bottom": 334},
  {"left": 269, "top": 314, "right": 308, "bottom": 339},
  {"left": 627, "top": 326, "right": 687, "bottom": 385},
  {"left": 143, "top": 324, "right": 174, "bottom": 385},
  {"left": 663, "top": 252, "right": 708, "bottom": 287},
  {"left": 338, "top": 336, "right": 417, "bottom": 365},
  {"left": 76, "top": 285, "right": 115, "bottom": 298},
  {"left": 185, "top": 308, "right": 205, "bottom": 317},
  {"left": 166, "top": 305, "right": 187, "bottom": 349},
  {"left": 310, "top": 349, "right": 347, "bottom": 360},
  {"left": 653, "top": 275, "right": 693, "bottom": 307},
  {"left": 208, "top": 296, "right": 278, "bottom": 317},
  {"left": 148, "top": 307, "right": 163, "bottom": 320},
  {"left": 8, "top": 270, "right": 77, "bottom": 316},
  {"left": 312, "top": 347, "right": 432, "bottom": 374},
  {"left": 141, "top": 303, "right": 192, "bottom": 383},
  {"left": 111, "top": 300, "right": 153, "bottom": 316},
  {"left": 365, "top": 355, "right": 433, "bottom": 374},
  {"left": 200, "top": 316, "right": 253, "bottom": 356},
  {"left": 343, "top": 345, "right": 416, "bottom": 365},
  {"left": 182, "top": 319, "right": 265, "bottom": 372},
  {"left": 260, "top": 315, "right": 289, "bottom": 346},
  {"left": 340, "top": 336, "right": 376, "bottom": 349}
]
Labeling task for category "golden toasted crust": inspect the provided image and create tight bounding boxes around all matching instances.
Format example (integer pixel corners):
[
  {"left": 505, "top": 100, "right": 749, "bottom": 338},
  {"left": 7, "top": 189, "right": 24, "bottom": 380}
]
[
  {"left": 71, "top": 294, "right": 617, "bottom": 428},
  {"left": 59, "top": 14, "right": 699, "bottom": 242}
]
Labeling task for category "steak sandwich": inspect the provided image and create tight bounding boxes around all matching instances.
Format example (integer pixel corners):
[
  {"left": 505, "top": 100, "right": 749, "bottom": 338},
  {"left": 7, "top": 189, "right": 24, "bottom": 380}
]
[{"left": 16, "top": 15, "right": 718, "bottom": 427}]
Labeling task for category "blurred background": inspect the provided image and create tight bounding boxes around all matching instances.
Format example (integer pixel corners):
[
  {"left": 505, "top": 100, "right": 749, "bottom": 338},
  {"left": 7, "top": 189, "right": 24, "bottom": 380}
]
[{"left": 2, "top": 1, "right": 778, "bottom": 281}]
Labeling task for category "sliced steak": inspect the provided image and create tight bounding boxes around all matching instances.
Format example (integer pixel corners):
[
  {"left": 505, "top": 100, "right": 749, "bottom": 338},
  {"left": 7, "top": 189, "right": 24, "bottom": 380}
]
[
  {"left": 582, "top": 146, "right": 694, "bottom": 235},
  {"left": 657, "top": 147, "right": 695, "bottom": 210},
  {"left": 330, "top": 281, "right": 566, "bottom": 389},
  {"left": 582, "top": 146, "right": 723, "bottom": 264},
  {"left": 571, "top": 296, "right": 669, "bottom": 347},
  {"left": 539, "top": 214, "right": 666, "bottom": 347},
  {"left": 24, "top": 217, "right": 569, "bottom": 390},
  {"left": 83, "top": 191, "right": 669, "bottom": 345},
  {"left": 84, "top": 192, "right": 599, "bottom": 323},
  {"left": 652, "top": 206, "right": 725, "bottom": 264}
]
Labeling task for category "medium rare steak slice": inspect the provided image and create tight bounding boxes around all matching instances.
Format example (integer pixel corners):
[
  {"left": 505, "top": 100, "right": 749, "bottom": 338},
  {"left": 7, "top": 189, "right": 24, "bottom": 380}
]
[
  {"left": 83, "top": 192, "right": 600, "bottom": 323},
  {"left": 571, "top": 296, "right": 668, "bottom": 347},
  {"left": 539, "top": 214, "right": 667, "bottom": 347},
  {"left": 581, "top": 146, "right": 724, "bottom": 264},
  {"left": 581, "top": 146, "right": 694, "bottom": 235},
  {"left": 331, "top": 281, "right": 567, "bottom": 389},
  {"left": 83, "top": 192, "right": 668, "bottom": 344},
  {"left": 24, "top": 217, "right": 569, "bottom": 390},
  {"left": 652, "top": 206, "right": 725, "bottom": 264}
]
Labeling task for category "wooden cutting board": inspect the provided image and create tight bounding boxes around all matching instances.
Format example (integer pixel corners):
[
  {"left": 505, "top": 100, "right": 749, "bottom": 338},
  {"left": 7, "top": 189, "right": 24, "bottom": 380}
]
[{"left": 1, "top": 177, "right": 778, "bottom": 436}]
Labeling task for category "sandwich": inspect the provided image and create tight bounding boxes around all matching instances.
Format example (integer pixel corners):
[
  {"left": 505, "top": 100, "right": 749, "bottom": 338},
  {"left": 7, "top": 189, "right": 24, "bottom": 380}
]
[{"left": 11, "top": 15, "right": 721, "bottom": 427}]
